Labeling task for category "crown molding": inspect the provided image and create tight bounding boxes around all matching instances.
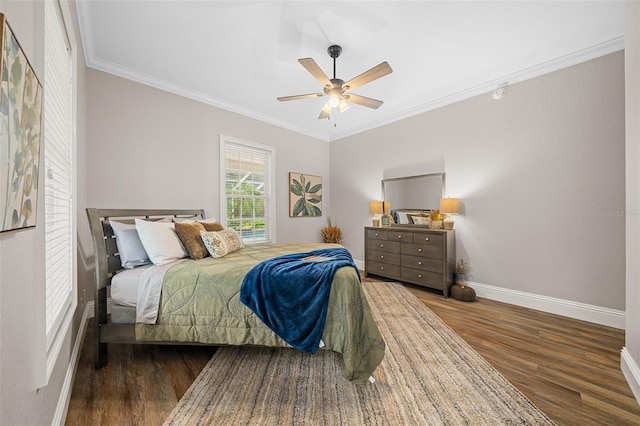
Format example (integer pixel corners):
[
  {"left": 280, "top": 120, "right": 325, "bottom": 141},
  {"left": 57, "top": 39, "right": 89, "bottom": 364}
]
[{"left": 328, "top": 36, "right": 625, "bottom": 142}]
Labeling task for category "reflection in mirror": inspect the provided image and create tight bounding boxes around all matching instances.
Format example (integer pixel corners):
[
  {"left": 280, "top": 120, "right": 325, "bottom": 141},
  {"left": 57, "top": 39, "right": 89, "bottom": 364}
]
[{"left": 382, "top": 173, "right": 445, "bottom": 212}]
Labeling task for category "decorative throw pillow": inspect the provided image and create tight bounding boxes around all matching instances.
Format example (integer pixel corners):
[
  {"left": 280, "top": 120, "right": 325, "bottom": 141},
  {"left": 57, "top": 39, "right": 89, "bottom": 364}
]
[
  {"left": 200, "top": 221, "right": 224, "bottom": 232},
  {"left": 200, "top": 230, "right": 244, "bottom": 258},
  {"left": 411, "top": 216, "right": 431, "bottom": 225},
  {"left": 109, "top": 220, "right": 152, "bottom": 269},
  {"left": 174, "top": 222, "right": 209, "bottom": 260},
  {"left": 135, "top": 219, "right": 188, "bottom": 266}
]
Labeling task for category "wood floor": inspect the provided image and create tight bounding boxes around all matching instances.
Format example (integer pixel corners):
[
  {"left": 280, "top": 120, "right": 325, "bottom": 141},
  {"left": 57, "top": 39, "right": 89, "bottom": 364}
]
[{"left": 66, "top": 283, "right": 640, "bottom": 426}]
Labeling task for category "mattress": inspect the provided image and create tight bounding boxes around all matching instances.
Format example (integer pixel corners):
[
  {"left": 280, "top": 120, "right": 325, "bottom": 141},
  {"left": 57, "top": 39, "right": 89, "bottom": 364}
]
[{"left": 110, "top": 264, "right": 153, "bottom": 307}]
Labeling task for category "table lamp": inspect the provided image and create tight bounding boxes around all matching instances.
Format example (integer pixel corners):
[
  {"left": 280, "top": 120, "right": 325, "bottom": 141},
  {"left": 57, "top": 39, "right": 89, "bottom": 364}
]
[
  {"left": 439, "top": 198, "right": 459, "bottom": 230},
  {"left": 369, "top": 201, "right": 390, "bottom": 227}
]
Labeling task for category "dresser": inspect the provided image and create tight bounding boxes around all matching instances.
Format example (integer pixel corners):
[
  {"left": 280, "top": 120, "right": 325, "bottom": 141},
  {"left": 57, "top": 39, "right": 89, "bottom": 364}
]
[{"left": 364, "top": 226, "right": 456, "bottom": 297}]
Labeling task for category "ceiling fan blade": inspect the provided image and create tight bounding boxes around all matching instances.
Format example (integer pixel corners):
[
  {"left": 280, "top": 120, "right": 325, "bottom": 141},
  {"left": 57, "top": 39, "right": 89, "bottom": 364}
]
[
  {"left": 277, "top": 93, "right": 324, "bottom": 102},
  {"left": 345, "top": 94, "right": 384, "bottom": 109},
  {"left": 338, "top": 98, "right": 350, "bottom": 113},
  {"left": 318, "top": 101, "right": 331, "bottom": 119},
  {"left": 344, "top": 61, "right": 393, "bottom": 91},
  {"left": 299, "top": 58, "right": 332, "bottom": 87}
]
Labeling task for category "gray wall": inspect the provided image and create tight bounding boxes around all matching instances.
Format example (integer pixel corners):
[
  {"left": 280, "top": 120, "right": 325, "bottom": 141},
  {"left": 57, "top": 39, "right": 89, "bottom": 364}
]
[
  {"left": 0, "top": 0, "right": 89, "bottom": 424},
  {"left": 86, "top": 69, "right": 331, "bottom": 244},
  {"left": 331, "top": 51, "right": 626, "bottom": 311}
]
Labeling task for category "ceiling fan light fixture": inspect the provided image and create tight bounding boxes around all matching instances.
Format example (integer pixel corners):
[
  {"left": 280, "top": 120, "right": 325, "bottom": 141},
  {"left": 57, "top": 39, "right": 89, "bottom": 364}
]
[{"left": 328, "top": 96, "right": 340, "bottom": 108}]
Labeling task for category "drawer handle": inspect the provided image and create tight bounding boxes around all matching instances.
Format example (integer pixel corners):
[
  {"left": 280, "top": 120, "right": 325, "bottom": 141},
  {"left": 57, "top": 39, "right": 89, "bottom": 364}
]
[
  {"left": 380, "top": 266, "right": 384, "bottom": 270},
  {"left": 380, "top": 255, "right": 384, "bottom": 259},
  {"left": 425, "top": 237, "right": 429, "bottom": 241},
  {"left": 418, "top": 261, "right": 422, "bottom": 265},
  {"left": 418, "top": 248, "right": 422, "bottom": 252},
  {"left": 375, "top": 233, "right": 379, "bottom": 237},
  {"left": 398, "top": 235, "right": 402, "bottom": 239},
  {"left": 380, "top": 244, "right": 384, "bottom": 248},
  {"left": 418, "top": 274, "right": 422, "bottom": 278}
]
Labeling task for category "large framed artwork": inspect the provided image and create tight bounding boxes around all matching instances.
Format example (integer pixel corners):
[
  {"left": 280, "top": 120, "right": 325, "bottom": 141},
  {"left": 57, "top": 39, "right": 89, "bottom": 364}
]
[
  {"left": 289, "top": 172, "right": 322, "bottom": 217},
  {"left": 0, "top": 13, "right": 43, "bottom": 233}
]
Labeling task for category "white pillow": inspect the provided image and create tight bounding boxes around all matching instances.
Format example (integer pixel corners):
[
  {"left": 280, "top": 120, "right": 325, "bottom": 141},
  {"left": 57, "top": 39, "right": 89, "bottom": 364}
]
[
  {"left": 135, "top": 219, "right": 188, "bottom": 266},
  {"left": 109, "top": 220, "right": 152, "bottom": 269}
]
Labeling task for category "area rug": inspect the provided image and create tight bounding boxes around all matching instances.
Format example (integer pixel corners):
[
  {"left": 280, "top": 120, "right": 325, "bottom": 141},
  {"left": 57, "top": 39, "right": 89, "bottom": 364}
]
[{"left": 164, "top": 281, "right": 554, "bottom": 425}]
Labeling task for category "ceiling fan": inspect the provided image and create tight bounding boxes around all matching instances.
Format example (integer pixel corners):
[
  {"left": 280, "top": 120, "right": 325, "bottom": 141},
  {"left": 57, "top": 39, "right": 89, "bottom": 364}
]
[{"left": 277, "top": 45, "right": 393, "bottom": 120}]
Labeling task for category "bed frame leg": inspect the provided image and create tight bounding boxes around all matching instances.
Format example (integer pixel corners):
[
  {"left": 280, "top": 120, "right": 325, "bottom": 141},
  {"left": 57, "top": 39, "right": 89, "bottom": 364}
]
[{"left": 94, "top": 287, "right": 109, "bottom": 369}]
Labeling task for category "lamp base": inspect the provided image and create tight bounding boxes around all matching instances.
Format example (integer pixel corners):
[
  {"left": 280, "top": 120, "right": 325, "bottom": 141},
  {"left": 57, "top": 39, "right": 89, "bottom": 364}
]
[{"left": 443, "top": 216, "right": 455, "bottom": 230}]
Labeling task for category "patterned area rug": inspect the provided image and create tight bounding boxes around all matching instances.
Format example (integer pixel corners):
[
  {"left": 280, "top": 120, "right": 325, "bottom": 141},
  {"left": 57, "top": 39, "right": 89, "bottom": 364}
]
[{"left": 164, "top": 281, "right": 554, "bottom": 425}]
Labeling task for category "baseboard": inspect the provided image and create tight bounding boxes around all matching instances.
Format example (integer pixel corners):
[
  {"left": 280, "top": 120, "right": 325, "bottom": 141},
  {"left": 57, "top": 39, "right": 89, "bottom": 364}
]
[
  {"left": 621, "top": 347, "right": 640, "bottom": 404},
  {"left": 52, "top": 301, "right": 93, "bottom": 426},
  {"left": 468, "top": 281, "right": 625, "bottom": 329},
  {"left": 357, "top": 259, "right": 626, "bottom": 329}
]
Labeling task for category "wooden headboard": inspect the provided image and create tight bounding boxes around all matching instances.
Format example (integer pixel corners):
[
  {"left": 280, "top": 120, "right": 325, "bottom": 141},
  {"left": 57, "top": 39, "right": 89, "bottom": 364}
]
[{"left": 86, "top": 208, "right": 206, "bottom": 289}]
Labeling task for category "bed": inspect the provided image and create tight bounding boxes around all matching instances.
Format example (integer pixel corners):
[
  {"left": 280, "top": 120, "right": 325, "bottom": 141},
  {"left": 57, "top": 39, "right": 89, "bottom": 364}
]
[{"left": 86, "top": 208, "right": 385, "bottom": 385}]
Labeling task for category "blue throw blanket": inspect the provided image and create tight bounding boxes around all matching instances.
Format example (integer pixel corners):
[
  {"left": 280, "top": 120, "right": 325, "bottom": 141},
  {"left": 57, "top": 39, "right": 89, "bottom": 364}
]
[{"left": 240, "top": 247, "right": 360, "bottom": 354}]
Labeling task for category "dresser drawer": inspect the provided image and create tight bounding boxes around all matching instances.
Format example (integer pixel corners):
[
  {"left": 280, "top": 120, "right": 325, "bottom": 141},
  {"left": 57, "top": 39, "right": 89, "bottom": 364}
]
[
  {"left": 411, "top": 233, "right": 443, "bottom": 246},
  {"left": 367, "top": 261, "right": 401, "bottom": 278},
  {"left": 401, "top": 254, "right": 442, "bottom": 273},
  {"left": 367, "top": 249, "right": 400, "bottom": 265},
  {"left": 388, "top": 231, "right": 413, "bottom": 243},
  {"left": 401, "top": 267, "right": 444, "bottom": 290},
  {"left": 366, "top": 239, "right": 400, "bottom": 253},
  {"left": 366, "top": 229, "right": 388, "bottom": 240},
  {"left": 401, "top": 242, "right": 443, "bottom": 259}
]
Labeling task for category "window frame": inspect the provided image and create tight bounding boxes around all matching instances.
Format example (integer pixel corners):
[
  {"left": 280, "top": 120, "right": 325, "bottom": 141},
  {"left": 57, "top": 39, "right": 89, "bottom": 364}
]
[{"left": 219, "top": 135, "right": 276, "bottom": 244}]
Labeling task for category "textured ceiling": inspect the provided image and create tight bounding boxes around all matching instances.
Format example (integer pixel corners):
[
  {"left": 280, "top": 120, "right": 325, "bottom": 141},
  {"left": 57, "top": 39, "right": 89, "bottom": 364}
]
[{"left": 77, "top": 1, "right": 625, "bottom": 141}]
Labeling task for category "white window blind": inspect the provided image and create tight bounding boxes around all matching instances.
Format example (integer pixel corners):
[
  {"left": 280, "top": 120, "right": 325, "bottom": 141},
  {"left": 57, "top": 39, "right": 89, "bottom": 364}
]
[
  {"left": 44, "top": 0, "right": 73, "bottom": 350},
  {"left": 221, "top": 137, "right": 275, "bottom": 244}
]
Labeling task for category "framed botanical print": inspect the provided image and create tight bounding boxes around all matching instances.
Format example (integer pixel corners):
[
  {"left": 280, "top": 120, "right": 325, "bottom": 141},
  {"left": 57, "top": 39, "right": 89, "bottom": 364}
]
[
  {"left": 289, "top": 173, "right": 322, "bottom": 217},
  {"left": 0, "top": 13, "right": 43, "bottom": 232}
]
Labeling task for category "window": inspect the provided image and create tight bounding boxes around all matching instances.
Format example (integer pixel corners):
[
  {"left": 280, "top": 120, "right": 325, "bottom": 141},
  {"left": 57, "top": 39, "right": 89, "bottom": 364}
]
[
  {"left": 220, "top": 136, "right": 275, "bottom": 244},
  {"left": 44, "top": 0, "right": 75, "bottom": 379}
]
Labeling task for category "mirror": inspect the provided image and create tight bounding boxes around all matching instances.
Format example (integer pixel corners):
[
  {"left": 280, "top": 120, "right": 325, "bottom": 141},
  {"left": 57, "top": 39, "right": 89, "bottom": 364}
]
[{"left": 382, "top": 173, "right": 445, "bottom": 212}]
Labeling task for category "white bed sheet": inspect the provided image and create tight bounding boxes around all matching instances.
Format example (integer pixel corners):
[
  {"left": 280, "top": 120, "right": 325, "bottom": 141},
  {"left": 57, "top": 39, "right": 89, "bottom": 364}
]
[{"left": 110, "top": 265, "right": 153, "bottom": 307}]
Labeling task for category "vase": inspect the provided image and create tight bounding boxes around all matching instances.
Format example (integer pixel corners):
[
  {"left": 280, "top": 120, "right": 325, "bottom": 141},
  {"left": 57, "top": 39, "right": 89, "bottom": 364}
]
[
  {"left": 429, "top": 220, "right": 442, "bottom": 229},
  {"left": 455, "top": 273, "right": 466, "bottom": 287}
]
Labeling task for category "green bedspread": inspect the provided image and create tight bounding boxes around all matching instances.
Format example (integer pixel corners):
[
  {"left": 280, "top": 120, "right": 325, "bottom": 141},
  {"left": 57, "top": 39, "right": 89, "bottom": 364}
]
[{"left": 135, "top": 243, "right": 385, "bottom": 385}]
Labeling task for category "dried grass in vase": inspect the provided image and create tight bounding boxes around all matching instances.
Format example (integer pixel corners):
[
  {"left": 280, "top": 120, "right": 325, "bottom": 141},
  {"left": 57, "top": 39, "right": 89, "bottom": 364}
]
[{"left": 322, "top": 217, "right": 342, "bottom": 244}]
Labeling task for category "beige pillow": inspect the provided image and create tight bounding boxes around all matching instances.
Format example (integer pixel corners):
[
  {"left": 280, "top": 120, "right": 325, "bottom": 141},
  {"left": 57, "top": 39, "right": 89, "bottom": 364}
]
[
  {"left": 200, "top": 221, "right": 224, "bottom": 232},
  {"left": 174, "top": 222, "right": 209, "bottom": 260},
  {"left": 200, "top": 230, "right": 244, "bottom": 258}
]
